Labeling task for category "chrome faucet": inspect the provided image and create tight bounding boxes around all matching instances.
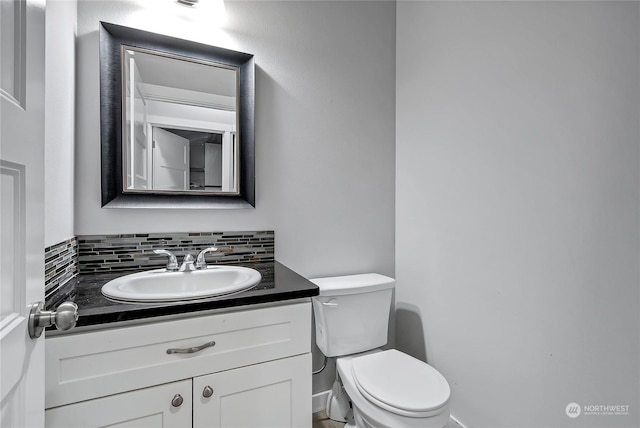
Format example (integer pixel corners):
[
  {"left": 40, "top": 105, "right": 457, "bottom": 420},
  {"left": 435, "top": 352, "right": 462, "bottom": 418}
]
[
  {"left": 154, "top": 247, "right": 219, "bottom": 272},
  {"left": 179, "top": 254, "right": 196, "bottom": 272},
  {"left": 195, "top": 247, "right": 218, "bottom": 270},
  {"left": 153, "top": 249, "right": 179, "bottom": 271}
]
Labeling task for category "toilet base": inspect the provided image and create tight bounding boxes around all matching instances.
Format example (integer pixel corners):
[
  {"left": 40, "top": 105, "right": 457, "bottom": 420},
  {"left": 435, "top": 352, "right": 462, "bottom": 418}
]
[{"left": 325, "top": 380, "right": 349, "bottom": 422}]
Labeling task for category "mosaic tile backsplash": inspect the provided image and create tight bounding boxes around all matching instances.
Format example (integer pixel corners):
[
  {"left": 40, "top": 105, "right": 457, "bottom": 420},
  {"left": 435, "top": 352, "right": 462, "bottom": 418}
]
[
  {"left": 77, "top": 231, "right": 275, "bottom": 274},
  {"left": 45, "top": 237, "right": 78, "bottom": 296}
]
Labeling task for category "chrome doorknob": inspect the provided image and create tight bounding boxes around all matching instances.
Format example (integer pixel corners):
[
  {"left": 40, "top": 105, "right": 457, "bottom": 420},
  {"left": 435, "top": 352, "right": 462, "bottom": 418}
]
[{"left": 28, "top": 301, "right": 78, "bottom": 339}]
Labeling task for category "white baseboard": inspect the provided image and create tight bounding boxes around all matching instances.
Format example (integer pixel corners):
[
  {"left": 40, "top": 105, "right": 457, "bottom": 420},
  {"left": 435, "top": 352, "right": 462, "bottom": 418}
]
[{"left": 312, "top": 390, "right": 330, "bottom": 414}]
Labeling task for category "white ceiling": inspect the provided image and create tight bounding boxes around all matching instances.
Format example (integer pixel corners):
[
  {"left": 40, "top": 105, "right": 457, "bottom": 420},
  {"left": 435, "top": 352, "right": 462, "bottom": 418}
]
[{"left": 129, "top": 48, "right": 237, "bottom": 97}]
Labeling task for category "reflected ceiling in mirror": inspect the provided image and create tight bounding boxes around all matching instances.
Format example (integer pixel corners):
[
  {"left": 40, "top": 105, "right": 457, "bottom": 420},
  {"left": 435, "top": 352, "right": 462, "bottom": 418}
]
[{"left": 100, "top": 22, "right": 255, "bottom": 209}]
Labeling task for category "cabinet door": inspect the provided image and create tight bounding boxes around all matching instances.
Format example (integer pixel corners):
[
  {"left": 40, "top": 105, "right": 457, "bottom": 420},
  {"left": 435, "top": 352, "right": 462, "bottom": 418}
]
[
  {"left": 193, "top": 354, "right": 312, "bottom": 428},
  {"left": 45, "top": 379, "right": 192, "bottom": 428}
]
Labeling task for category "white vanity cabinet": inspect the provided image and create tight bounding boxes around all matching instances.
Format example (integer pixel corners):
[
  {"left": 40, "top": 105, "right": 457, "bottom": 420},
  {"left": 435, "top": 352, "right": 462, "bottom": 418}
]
[{"left": 44, "top": 301, "right": 312, "bottom": 428}]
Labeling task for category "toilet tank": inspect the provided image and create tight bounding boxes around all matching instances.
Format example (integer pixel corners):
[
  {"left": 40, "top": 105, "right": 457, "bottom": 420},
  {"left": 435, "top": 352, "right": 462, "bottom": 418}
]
[{"left": 310, "top": 273, "right": 394, "bottom": 357}]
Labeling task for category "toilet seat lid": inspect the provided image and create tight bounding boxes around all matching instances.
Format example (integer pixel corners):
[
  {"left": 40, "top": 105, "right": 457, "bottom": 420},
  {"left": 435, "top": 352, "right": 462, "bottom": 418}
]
[{"left": 351, "top": 350, "right": 451, "bottom": 417}]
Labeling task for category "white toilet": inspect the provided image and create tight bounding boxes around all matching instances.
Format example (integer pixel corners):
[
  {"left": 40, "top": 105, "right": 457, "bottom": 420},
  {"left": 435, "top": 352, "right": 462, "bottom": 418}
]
[{"left": 311, "top": 273, "right": 450, "bottom": 428}]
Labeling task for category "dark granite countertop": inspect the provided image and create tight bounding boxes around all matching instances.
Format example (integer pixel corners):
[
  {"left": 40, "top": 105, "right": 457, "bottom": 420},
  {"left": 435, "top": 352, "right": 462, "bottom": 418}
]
[{"left": 45, "top": 261, "right": 318, "bottom": 332}]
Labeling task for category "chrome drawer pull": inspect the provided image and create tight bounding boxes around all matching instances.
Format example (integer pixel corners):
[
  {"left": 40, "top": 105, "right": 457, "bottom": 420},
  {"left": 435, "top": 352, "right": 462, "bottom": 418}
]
[{"left": 166, "top": 340, "right": 216, "bottom": 354}]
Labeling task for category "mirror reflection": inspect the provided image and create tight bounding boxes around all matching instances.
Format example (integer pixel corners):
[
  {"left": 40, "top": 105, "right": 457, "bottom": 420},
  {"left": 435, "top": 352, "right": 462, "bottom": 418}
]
[{"left": 122, "top": 47, "right": 239, "bottom": 194}]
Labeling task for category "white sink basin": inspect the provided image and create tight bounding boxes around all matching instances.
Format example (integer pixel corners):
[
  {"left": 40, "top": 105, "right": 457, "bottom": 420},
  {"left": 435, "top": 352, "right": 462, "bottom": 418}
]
[{"left": 101, "top": 266, "right": 262, "bottom": 302}]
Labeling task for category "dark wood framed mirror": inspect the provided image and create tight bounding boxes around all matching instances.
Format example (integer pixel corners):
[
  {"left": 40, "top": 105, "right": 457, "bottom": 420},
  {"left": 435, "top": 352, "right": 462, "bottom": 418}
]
[{"left": 100, "top": 22, "right": 255, "bottom": 208}]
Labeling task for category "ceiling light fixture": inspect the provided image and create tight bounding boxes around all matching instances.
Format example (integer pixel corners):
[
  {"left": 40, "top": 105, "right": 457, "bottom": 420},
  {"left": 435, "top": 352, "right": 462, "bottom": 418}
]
[{"left": 158, "top": 0, "right": 228, "bottom": 28}]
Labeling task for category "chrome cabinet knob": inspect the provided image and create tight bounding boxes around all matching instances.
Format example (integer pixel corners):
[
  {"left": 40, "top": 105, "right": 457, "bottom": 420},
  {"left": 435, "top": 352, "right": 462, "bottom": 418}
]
[
  {"left": 171, "top": 394, "right": 184, "bottom": 407},
  {"left": 202, "top": 385, "right": 214, "bottom": 398},
  {"left": 28, "top": 301, "right": 78, "bottom": 339}
]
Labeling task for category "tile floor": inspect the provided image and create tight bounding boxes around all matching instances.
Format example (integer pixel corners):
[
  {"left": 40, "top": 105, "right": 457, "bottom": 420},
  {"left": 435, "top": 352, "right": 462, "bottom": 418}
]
[
  {"left": 312, "top": 411, "right": 346, "bottom": 428},
  {"left": 312, "top": 411, "right": 463, "bottom": 428}
]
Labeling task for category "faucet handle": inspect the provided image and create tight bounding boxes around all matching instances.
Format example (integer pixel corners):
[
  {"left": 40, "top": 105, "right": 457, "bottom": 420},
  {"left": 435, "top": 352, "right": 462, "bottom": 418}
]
[
  {"left": 153, "top": 249, "right": 179, "bottom": 271},
  {"left": 178, "top": 253, "right": 196, "bottom": 272},
  {"left": 196, "top": 247, "right": 219, "bottom": 269}
]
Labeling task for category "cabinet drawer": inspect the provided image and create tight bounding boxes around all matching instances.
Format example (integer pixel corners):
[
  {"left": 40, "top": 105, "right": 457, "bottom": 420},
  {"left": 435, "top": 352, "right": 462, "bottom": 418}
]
[{"left": 46, "top": 302, "right": 311, "bottom": 408}]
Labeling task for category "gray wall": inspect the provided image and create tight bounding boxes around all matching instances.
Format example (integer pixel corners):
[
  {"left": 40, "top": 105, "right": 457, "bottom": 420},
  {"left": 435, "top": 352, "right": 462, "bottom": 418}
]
[
  {"left": 74, "top": 1, "right": 396, "bottom": 278},
  {"left": 74, "top": 0, "right": 395, "bottom": 395},
  {"left": 396, "top": 2, "right": 639, "bottom": 427}
]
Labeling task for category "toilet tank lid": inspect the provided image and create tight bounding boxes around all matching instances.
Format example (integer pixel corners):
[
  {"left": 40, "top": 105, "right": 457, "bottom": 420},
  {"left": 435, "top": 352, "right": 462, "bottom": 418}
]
[{"left": 310, "top": 273, "right": 395, "bottom": 296}]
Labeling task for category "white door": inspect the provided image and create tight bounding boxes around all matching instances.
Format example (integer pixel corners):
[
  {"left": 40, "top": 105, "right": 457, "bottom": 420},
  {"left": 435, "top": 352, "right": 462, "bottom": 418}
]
[
  {"left": 124, "top": 52, "right": 149, "bottom": 190},
  {"left": 0, "top": 0, "right": 46, "bottom": 427},
  {"left": 131, "top": 94, "right": 149, "bottom": 189},
  {"left": 152, "top": 127, "right": 189, "bottom": 190},
  {"left": 220, "top": 131, "right": 235, "bottom": 192}
]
